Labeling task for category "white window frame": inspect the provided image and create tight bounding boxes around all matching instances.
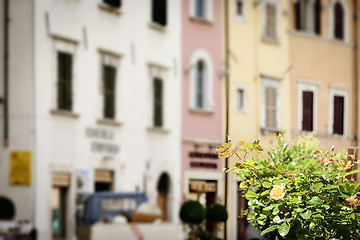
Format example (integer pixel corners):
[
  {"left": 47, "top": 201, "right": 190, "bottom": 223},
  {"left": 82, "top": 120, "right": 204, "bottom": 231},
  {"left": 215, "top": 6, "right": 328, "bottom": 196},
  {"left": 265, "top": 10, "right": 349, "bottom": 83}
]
[
  {"left": 234, "top": 0, "right": 247, "bottom": 22},
  {"left": 297, "top": 78, "right": 319, "bottom": 133},
  {"left": 329, "top": 0, "right": 349, "bottom": 42},
  {"left": 98, "top": 50, "right": 121, "bottom": 122},
  {"left": 189, "top": 49, "right": 214, "bottom": 113},
  {"left": 52, "top": 36, "right": 78, "bottom": 114},
  {"left": 147, "top": 63, "right": 169, "bottom": 131},
  {"left": 261, "top": 76, "right": 281, "bottom": 131},
  {"left": 328, "top": 84, "right": 348, "bottom": 136},
  {"left": 261, "top": 0, "right": 279, "bottom": 42},
  {"left": 234, "top": 83, "right": 248, "bottom": 114},
  {"left": 189, "top": 0, "right": 213, "bottom": 22}
]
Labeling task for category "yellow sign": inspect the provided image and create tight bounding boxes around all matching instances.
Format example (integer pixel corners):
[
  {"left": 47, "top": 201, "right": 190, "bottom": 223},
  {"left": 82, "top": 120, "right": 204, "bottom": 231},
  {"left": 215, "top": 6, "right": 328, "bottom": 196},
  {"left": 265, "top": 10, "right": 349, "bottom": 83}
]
[{"left": 10, "top": 151, "right": 32, "bottom": 186}]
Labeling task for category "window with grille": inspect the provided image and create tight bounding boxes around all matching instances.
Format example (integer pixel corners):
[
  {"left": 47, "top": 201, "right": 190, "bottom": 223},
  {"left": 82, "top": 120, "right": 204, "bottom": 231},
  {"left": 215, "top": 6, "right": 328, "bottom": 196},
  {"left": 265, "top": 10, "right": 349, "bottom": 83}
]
[
  {"left": 103, "top": 0, "right": 121, "bottom": 8},
  {"left": 265, "top": 2, "right": 276, "bottom": 40},
  {"left": 153, "top": 78, "right": 163, "bottom": 128},
  {"left": 302, "top": 91, "right": 314, "bottom": 131},
  {"left": 103, "top": 65, "right": 116, "bottom": 119},
  {"left": 333, "top": 95, "right": 344, "bottom": 135},
  {"left": 152, "top": 0, "right": 167, "bottom": 26},
  {"left": 334, "top": 2, "right": 344, "bottom": 40},
  {"left": 57, "top": 52, "right": 73, "bottom": 111}
]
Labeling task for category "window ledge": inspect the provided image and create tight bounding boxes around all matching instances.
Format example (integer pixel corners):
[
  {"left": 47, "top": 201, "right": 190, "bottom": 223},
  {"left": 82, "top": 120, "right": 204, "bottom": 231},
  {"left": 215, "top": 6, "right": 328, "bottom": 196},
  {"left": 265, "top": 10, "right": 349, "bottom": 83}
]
[
  {"left": 190, "top": 108, "right": 214, "bottom": 114},
  {"left": 261, "top": 127, "right": 282, "bottom": 135},
  {"left": 50, "top": 109, "right": 79, "bottom": 118},
  {"left": 262, "top": 36, "right": 280, "bottom": 45},
  {"left": 97, "top": 119, "right": 123, "bottom": 127},
  {"left": 98, "top": 3, "right": 122, "bottom": 15},
  {"left": 148, "top": 22, "right": 167, "bottom": 32},
  {"left": 147, "top": 127, "right": 169, "bottom": 134},
  {"left": 189, "top": 17, "right": 213, "bottom": 25}
]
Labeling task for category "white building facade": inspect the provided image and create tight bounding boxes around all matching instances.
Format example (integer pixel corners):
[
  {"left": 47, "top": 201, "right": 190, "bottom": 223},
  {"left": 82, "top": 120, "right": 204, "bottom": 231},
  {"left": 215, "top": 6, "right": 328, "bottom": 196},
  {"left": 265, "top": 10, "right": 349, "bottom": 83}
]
[{"left": 0, "top": 0, "right": 182, "bottom": 239}]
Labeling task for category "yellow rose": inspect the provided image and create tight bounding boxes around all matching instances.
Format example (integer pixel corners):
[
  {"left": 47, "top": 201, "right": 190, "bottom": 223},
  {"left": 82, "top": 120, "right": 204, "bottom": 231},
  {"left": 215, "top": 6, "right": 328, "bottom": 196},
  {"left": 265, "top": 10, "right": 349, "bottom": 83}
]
[{"left": 270, "top": 184, "right": 286, "bottom": 200}]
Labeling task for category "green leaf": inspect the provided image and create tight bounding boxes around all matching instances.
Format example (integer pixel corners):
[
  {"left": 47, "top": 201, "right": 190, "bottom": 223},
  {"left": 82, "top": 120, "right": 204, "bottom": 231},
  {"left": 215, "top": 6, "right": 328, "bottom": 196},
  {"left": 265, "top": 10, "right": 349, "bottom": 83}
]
[
  {"left": 236, "top": 148, "right": 247, "bottom": 153},
  {"left": 313, "top": 183, "right": 324, "bottom": 191},
  {"left": 340, "top": 170, "right": 360, "bottom": 177},
  {"left": 244, "top": 142, "right": 254, "bottom": 150},
  {"left": 301, "top": 210, "right": 312, "bottom": 219},
  {"left": 261, "top": 226, "right": 277, "bottom": 236},
  {"left": 273, "top": 216, "right": 283, "bottom": 223},
  {"left": 309, "top": 196, "right": 322, "bottom": 205},
  {"left": 239, "top": 181, "right": 248, "bottom": 190},
  {"left": 278, "top": 222, "right": 290, "bottom": 237},
  {"left": 263, "top": 181, "right": 273, "bottom": 188},
  {"left": 245, "top": 190, "right": 258, "bottom": 200}
]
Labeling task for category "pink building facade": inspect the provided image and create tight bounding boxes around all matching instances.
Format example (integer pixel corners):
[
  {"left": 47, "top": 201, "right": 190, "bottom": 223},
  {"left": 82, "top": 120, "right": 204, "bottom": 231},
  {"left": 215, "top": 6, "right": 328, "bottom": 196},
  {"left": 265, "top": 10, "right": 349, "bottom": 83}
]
[{"left": 181, "top": 0, "right": 224, "bottom": 212}]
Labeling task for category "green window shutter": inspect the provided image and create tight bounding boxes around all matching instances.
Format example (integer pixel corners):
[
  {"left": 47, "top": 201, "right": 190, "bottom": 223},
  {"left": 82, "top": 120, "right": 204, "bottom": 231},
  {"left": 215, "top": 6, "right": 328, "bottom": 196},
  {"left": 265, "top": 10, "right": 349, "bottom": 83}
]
[
  {"left": 57, "top": 52, "right": 72, "bottom": 111},
  {"left": 265, "top": 86, "right": 277, "bottom": 128},
  {"left": 103, "top": 65, "right": 116, "bottom": 119},
  {"left": 153, "top": 78, "right": 163, "bottom": 127}
]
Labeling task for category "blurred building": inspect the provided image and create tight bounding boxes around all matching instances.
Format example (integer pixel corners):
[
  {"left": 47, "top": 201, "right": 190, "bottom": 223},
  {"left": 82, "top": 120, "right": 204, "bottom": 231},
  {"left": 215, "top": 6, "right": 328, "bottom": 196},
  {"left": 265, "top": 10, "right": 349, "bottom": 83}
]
[
  {"left": 289, "top": 0, "right": 359, "bottom": 151},
  {"left": 180, "top": 0, "right": 224, "bottom": 236},
  {"left": 0, "top": 0, "right": 181, "bottom": 239}
]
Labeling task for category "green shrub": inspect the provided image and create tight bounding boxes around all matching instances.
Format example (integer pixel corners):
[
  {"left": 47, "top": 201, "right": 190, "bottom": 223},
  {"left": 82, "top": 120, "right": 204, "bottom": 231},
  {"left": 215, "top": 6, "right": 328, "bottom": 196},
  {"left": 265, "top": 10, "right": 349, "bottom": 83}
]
[
  {"left": 179, "top": 200, "right": 205, "bottom": 224},
  {"left": 0, "top": 196, "right": 15, "bottom": 220},
  {"left": 218, "top": 133, "right": 360, "bottom": 240},
  {"left": 206, "top": 203, "right": 228, "bottom": 222}
]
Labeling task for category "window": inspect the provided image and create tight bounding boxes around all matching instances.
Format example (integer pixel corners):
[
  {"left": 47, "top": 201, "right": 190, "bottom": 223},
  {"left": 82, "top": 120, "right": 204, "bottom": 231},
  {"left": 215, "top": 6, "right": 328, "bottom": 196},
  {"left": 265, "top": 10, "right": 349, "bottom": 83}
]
[
  {"left": 293, "top": 0, "right": 321, "bottom": 35},
  {"left": 234, "top": 0, "right": 246, "bottom": 22},
  {"left": 297, "top": 79, "right": 318, "bottom": 132},
  {"left": 334, "top": 2, "right": 344, "bottom": 40},
  {"left": 153, "top": 78, "right": 163, "bottom": 128},
  {"left": 103, "top": 0, "right": 121, "bottom": 8},
  {"left": 102, "top": 65, "right": 116, "bottom": 119},
  {"left": 190, "top": 0, "right": 213, "bottom": 22},
  {"left": 234, "top": 83, "right": 248, "bottom": 114},
  {"left": 152, "top": 0, "right": 167, "bottom": 26},
  {"left": 195, "top": 60, "right": 205, "bottom": 109},
  {"left": 329, "top": 85, "right": 347, "bottom": 136},
  {"left": 261, "top": 77, "right": 280, "bottom": 131},
  {"left": 57, "top": 52, "right": 73, "bottom": 111},
  {"left": 263, "top": 0, "right": 278, "bottom": 41},
  {"left": 330, "top": 0, "right": 348, "bottom": 41},
  {"left": 94, "top": 169, "right": 114, "bottom": 192},
  {"left": 189, "top": 50, "right": 213, "bottom": 112}
]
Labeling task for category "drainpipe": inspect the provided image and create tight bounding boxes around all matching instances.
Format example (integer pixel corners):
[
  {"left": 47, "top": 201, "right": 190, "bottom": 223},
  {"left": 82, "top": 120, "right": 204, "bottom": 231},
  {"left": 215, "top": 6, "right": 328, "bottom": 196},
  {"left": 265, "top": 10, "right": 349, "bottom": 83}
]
[
  {"left": 223, "top": 0, "right": 230, "bottom": 239},
  {"left": 353, "top": 0, "right": 358, "bottom": 148},
  {"left": 3, "top": 0, "right": 9, "bottom": 147}
]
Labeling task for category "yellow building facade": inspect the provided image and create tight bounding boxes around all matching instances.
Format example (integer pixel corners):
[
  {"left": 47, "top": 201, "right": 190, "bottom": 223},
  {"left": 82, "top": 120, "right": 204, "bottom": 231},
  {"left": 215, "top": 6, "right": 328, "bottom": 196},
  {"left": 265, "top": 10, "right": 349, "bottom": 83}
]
[{"left": 224, "top": 0, "right": 291, "bottom": 238}]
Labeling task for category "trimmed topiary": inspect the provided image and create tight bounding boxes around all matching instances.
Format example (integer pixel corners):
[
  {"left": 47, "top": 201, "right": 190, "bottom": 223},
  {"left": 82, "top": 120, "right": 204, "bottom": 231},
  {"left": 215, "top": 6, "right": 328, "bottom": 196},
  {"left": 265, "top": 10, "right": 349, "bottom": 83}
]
[
  {"left": 0, "top": 196, "right": 15, "bottom": 220},
  {"left": 206, "top": 203, "right": 228, "bottom": 222},
  {"left": 179, "top": 200, "right": 205, "bottom": 224}
]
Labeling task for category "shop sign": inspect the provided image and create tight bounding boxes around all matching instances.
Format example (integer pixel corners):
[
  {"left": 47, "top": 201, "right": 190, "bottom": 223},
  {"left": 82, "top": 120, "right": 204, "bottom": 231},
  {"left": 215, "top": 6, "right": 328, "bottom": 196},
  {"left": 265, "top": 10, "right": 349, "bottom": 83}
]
[
  {"left": 190, "top": 180, "right": 216, "bottom": 193},
  {"left": 86, "top": 127, "right": 120, "bottom": 154},
  {"left": 9, "top": 151, "right": 32, "bottom": 186},
  {"left": 189, "top": 152, "right": 218, "bottom": 159},
  {"left": 190, "top": 162, "right": 217, "bottom": 169}
]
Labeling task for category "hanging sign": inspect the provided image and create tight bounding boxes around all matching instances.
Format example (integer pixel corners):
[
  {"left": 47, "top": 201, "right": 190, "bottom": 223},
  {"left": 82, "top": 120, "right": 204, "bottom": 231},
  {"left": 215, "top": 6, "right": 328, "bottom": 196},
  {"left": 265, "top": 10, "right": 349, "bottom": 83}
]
[{"left": 9, "top": 151, "right": 32, "bottom": 186}]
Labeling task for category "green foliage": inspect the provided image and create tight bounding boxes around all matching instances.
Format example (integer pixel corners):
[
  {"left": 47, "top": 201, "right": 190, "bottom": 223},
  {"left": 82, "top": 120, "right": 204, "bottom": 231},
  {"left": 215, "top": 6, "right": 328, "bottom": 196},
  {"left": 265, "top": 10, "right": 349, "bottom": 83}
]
[
  {"left": 195, "top": 230, "right": 221, "bottom": 240},
  {"left": 217, "top": 133, "right": 360, "bottom": 240},
  {"left": 180, "top": 200, "right": 206, "bottom": 224},
  {"left": 0, "top": 196, "right": 15, "bottom": 220},
  {"left": 206, "top": 203, "right": 228, "bottom": 222}
]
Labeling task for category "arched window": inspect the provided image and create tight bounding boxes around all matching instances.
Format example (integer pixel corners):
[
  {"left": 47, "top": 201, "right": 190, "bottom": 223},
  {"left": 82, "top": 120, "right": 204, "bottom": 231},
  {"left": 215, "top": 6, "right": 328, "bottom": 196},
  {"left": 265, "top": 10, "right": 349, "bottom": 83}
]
[
  {"left": 334, "top": 2, "right": 344, "bottom": 40},
  {"left": 195, "top": 60, "right": 205, "bottom": 109}
]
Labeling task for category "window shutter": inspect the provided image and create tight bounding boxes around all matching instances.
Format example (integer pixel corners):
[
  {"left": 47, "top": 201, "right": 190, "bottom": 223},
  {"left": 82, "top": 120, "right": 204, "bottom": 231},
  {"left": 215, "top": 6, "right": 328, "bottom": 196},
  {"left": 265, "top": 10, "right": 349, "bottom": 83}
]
[
  {"left": 103, "top": 65, "right": 116, "bottom": 119},
  {"left": 153, "top": 78, "right": 163, "bottom": 127},
  {"left": 57, "top": 52, "right": 72, "bottom": 111},
  {"left": 265, "top": 86, "right": 277, "bottom": 128},
  {"left": 334, "top": 2, "right": 344, "bottom": 40},
  {"left": 333, "top": 96, "right": 344, "bottom": 135},
  {"left": 152, "top": 0, "right": 167, "bottom": 26},
  {"left": 265, "top": 3, "right": 276, "bottom": 39},
  {"left": 302, "top": 91, "right": 313, "bottom": 131}
]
